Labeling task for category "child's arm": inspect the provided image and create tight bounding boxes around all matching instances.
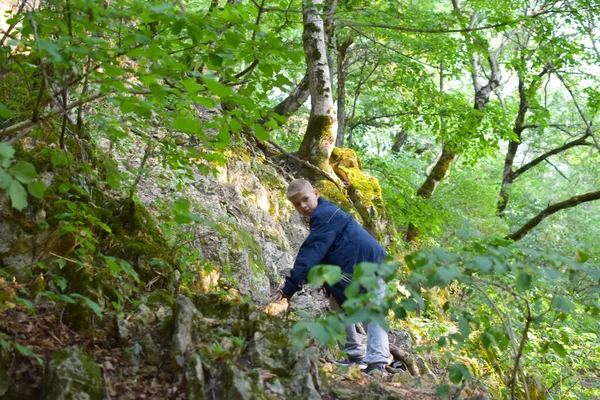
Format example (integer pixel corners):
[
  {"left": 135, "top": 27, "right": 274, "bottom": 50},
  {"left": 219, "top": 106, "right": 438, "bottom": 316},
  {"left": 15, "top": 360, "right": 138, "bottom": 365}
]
[{"left": 280, "top": 222, "right": 337, "bottom": 299}]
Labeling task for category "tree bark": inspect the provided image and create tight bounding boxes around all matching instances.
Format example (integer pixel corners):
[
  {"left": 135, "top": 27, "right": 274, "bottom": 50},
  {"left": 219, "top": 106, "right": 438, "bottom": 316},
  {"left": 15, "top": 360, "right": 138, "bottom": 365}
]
[
  {"left": 335, "top": 37, "right": 353, "bottom": 148},
  {"left": 506, "top": 190, "right": 600, "bottom": 241},
  {"left": 498, "top": 76, "right": 528, "bottom": 215},
  {"left": 498, "top": 64, "right": 550, "bottom": 215},
  {"left": 391, "top": 129, "right": 407, "bottom": 153},
  {"left": 271, "top": 73, "right": 310, "bottom": 119},
  {"left": 404, "top": 147, "right": 456, "bottom": 242},
  {"left": 297, "top": 0, "right": 338, "bottom": 171}
]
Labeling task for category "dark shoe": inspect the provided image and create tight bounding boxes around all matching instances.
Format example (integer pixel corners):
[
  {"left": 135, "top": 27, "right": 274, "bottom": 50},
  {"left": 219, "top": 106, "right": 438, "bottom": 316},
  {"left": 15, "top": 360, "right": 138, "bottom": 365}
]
[
  {"left": 362, "top": 362, "right": 387, "bottom": 375},
  {"left": 332, "top": 357, "right": 367, "bottom": 370}
]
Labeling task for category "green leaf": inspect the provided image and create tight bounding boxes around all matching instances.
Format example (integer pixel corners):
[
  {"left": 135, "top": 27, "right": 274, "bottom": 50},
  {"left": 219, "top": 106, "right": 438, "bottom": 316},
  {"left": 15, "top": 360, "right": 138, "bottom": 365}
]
[
  {"left": 0, "top": 142, "right": 15, "bottom": 159},
  {"left": 9, "top": 161, "right": 37, "bottom": 183},
  {"left": 204, "top": 78, "right": 232, "bottom": 97},
  {"left": 182, "top": 78, "right": 203, "bottom": 95},
  {"left": 436, "top": 384, "right": 450, "bottom": 399},
  {"left": 27, "top": 181, "right": 46, "bottom": 199},
  {"left": 225, "top": 31, "right": 242, "bottom": 47},
  {"left": 54, "top": 276, "right": 68, "bottom": 292},
  {"left": 106, "top": 171, "right": 121, "bottom": 189},
  {"left": 291, "top": 323, "right": 308, "bottom": 351},
  {"left": 254, "top": 124, "right": 269, "bottom": 140},
  {"left": 482, "top": 331, "right": 496, "bottom": 348},
  {"left": 173, "top": 116, "right": 203, "bottom": 135},
  {"left": 550, "top": 341, "right": 567, "bottom": 358},
  {"left": 14, "top": 295, "right": 34, "bottom": 311},
  {"left": 437, "top": 266, "right": 462, "bottom": 284},
  {"left": 95, "top": 221, "right": 112, "bottom": 233},
  {"left": 13, "top": 342, "right": 44, "bottom": 365},
  {"left": 0, "top": 103, "right": 15, "bottom": 119},
  {"left": 473, "top": 256, "right": 493, "bottom": 273},
  {"left": 551, "top": 295, "right": 575, "bottom": 313},
  {"left": 458, "top": 316, "right": 471, "bottom": 341},
  {"left": 448, "top": 363, "right": 472, "bottom": 384},
  {"left": 71, "top": 294, "right": 103, "bottom": 319},
  {"left": 307, "top": 265, "right": 342, "bottom": 287},
  {"left": 307, "top": 322, "right": 331, "bottom": 345},
  {"left": 7, "top": 179, "right": 28, "bottom": 211},
  {"left": 576, "top": 250, "right": 589, "bottom": 263},
  {"left": 0, "top": 169, "right": 12, "bottom": 190},
  {"left": 516, "top": 270, "right": 532, "bottom": 292}
]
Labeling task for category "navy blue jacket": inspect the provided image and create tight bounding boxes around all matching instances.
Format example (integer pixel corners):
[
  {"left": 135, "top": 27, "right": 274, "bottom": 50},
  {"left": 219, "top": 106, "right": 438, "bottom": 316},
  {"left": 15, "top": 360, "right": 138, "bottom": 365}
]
[{"left": 281, "top": 197, "right": 385, "bottom": 304}]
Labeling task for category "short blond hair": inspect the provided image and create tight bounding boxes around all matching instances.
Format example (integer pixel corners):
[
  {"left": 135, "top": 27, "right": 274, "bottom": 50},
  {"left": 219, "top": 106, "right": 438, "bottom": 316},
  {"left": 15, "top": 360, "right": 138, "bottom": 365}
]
[{"left": 287, "top": 179, "right": 313, "bottom": 198}]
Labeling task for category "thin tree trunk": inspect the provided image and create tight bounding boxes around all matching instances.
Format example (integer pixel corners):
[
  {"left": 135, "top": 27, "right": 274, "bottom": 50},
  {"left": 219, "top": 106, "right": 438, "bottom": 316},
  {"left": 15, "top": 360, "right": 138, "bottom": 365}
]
[
  {"left": 391, "top": 129, "right": 407, "bottom": 153},
  {"left": 498, "top": 63, "right": 550, "bottom": 215},
  {"left": 506, "top": 190, "right": 600, "bottom": 241},
  {"left": 335, "top": 37, "right": 352, "bottom": 148},
  {"left": 498, "top": 77, "right": 528, "bottom": 215},
  {"left": 404, "top": 147, "right": 456, "bottom": 242},
  {"left": 297, "top": 0, "right": 337, "bottom": 171}
]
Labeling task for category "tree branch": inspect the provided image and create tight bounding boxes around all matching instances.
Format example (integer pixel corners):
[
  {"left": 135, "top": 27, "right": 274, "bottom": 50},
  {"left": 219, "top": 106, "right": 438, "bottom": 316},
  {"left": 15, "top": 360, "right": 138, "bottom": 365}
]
[
  {"left": 511, "top": 133, "right": 591, "bottom": 180},
  {"left": 506, "top": 190, "right": 600, "bottom": 241},
  {"left": 1, "top": 92, "right": 105, "bottom": 143},
  {"left": 552, "top": 70, "right": 600, "bottom": 154}
]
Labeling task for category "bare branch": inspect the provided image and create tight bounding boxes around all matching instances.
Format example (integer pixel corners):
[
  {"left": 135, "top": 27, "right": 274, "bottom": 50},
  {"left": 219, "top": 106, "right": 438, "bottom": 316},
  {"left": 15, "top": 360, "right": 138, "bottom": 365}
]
[
  {"left": 506, "top": 190, "right": 600, "bottom": 241},
  {"left": 553, "top": 70, "right": 600, "bottom": 154}
]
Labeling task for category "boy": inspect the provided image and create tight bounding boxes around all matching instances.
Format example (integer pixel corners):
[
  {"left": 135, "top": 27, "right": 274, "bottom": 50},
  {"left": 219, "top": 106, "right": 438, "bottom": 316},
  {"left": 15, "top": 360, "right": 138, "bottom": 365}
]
[{"left": 271, "top": 179, "right": 390, "bottom": 374}]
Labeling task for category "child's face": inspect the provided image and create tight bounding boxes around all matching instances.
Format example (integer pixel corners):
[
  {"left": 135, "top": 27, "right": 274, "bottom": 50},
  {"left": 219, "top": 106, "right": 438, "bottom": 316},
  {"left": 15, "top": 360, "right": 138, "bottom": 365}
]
[{"left": 288, "top": 188, "right": 319, "bottom": 217}]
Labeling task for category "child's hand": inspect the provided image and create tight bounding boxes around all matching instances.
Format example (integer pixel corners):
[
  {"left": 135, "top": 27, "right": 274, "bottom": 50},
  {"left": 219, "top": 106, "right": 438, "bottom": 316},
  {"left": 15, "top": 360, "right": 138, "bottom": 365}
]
[{"left": 270, "top": 290, "right": 286, "bottom": 302}]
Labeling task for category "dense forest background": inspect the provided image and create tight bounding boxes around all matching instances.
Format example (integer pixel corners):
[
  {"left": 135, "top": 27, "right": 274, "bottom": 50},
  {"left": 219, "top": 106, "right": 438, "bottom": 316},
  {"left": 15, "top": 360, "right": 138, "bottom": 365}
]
[{"left": 1, "top": 0, "right": 599, "bottom": 399}]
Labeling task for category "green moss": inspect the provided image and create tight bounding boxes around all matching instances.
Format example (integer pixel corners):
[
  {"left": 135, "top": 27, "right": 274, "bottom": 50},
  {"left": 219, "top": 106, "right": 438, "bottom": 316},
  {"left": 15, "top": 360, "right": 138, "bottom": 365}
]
[
  {"left": 330, "top": 147, "right": 361, "bottom": 169},
  {"left": 316, "top": 180, "right": 363, "bottom": 225},
  {"left": 145, "top": 289, "right": 175, "bottom": 309},
  {"left": 0, "top": 71, "right": 35, "bottom": 121}
]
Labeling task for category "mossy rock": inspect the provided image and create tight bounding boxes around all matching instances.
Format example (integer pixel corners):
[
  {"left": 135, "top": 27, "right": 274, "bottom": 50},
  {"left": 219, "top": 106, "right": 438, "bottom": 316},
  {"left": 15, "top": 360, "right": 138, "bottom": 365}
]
[
  {"left": 315, "top": 180, "right": 363, "bottom": 225},
  {"left": 338, "top": 166, "right": 389, "bottom": 242},
  {"left": 45, "top": 347, "right": 109, "bottom": 400},
  {"left": 144, "top": 289, "right": 175, "bottom": 309},
  {"left": 330, "top": 147, "right": 361, "bottom": 169}
]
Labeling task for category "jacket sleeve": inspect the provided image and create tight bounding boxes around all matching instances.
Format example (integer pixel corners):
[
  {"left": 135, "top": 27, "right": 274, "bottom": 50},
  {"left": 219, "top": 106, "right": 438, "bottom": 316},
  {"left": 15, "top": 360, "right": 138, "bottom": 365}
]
[{"left": 281, "top": 218, "right": 337, "bottom": 299}]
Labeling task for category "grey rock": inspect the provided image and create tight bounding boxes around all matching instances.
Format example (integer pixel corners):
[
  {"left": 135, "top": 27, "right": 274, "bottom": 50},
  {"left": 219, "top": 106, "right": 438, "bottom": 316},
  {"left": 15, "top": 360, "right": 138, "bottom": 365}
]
[
  {"left": 117, "top": 317, "right": 132, "bottom": 346},
  {"left": 265, "top": 378, "right": 286, "bottom": 397},
  {"left": 44, "top": 347, "right": 109, "bottom": 400},
  {"left": 141, "top": 333, "right": 160, "bottom": 366},
  {"left": 185, "top": 353, "right": 205, "bottom": 400},
  {"left": 227, "top": 365, "right": 253, "bottom": 400},
  {"left": 389, "top": 329, "right": 413, "bottom": 350},
  {"left": 133, "top": 304, "right": 156, "bottom": 326},
  {"left": 172, "top": 296, "right": 201, "bottom": 372},
  {"left": 290, "top": 347, "right": 322, "bottom": 400},
  {"left": 3, "top": 252, "right": 34, "bottom": 269}
]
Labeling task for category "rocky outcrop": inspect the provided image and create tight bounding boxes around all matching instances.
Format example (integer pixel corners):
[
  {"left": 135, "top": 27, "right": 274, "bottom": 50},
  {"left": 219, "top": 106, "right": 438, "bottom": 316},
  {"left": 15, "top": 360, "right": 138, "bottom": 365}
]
[{"left": 45, "top": 347, "right": 108, "bottom": 400}]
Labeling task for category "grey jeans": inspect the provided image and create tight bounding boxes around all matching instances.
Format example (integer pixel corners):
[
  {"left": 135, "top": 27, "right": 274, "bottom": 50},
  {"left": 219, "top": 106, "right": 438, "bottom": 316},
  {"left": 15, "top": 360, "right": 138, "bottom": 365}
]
[{"left": 329, "top": 278, "right": 390, "bottom": 365}]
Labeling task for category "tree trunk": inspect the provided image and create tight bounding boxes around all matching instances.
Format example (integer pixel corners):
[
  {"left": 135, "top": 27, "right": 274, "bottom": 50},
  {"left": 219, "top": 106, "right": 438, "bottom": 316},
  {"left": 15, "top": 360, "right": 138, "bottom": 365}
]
[
  {"left": 298, "top": 0, "right": 337, "bottom": 171},
  {"left": 335, "top": 37, "right": 352, "bottom": 148},
  {"left": 271, "top": 74, "right": 310, "bottom": 119},
  {"left": 391, "top": 129, "right": 407, "bottom": 153},
  {"left": 498, "top": 77, "right": 528, "bottom": 215},
  {"left": 404, "top": 147, "right": 456, "bottom": 242}
]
